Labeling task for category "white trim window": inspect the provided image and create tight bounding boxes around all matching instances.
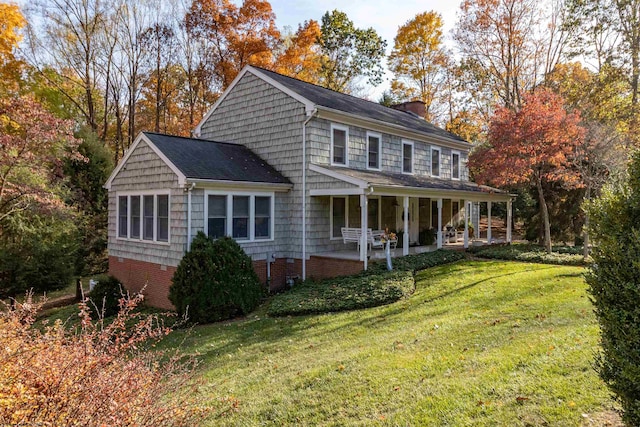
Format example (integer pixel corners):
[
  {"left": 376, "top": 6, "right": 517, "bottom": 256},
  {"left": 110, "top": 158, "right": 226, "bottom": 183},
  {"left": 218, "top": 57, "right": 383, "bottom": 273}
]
[
  {"left": 330, "top": 196, "right": 347, "bottom": 239},
  {"left": 117, "top": 191, "right": 170, "bottom": 244},
  {"left": 367, "top": 132, "right": 381, "bottom": 170},
  {"left": 402, "top": 141, "right": 414, "bottom": 174},
  {"left": 452, "top": 150, "right": 461, "bottom": 180},
  {"left": 431, "top": 146, "right": 441, "bottom": 177},
  {"left": 331, "top": 124, "right": 349, "bottom": 166},
  {"left": 205, "top": 191, "right": 275, "bottom": 242}
]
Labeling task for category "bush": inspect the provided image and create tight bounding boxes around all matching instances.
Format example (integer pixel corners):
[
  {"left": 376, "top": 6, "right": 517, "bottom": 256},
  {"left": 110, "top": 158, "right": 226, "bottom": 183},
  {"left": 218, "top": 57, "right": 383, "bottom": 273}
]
[
  {"left": 468, "top": 244, "right": 586, "bottom": 266},
  {"left": 268, "top": 249, "right": 465, "bottom": 317},
  {"left": 169, "top": 232, "right": 264, "bottom": 323},
  {"left": 419, "top": 228, "right": 436, "bottom": 246},
  {"left": 268, "top": 270, "right": 414, "bottom": 316},
  {"left": 0, "top": 292, "right": 205, "bottom": 426},
  {"left": 88, "top": 274, "right": 123, "bottom": 318},
  {"left": 585, "top": 151, "right": 640, "bottom": 425}
]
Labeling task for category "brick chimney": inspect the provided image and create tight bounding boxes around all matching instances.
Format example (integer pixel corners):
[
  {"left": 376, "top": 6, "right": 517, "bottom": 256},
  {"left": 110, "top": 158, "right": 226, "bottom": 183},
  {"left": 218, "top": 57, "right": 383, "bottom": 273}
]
[{"left": 391, "top": 101, "right": 427, "bottom": 119}]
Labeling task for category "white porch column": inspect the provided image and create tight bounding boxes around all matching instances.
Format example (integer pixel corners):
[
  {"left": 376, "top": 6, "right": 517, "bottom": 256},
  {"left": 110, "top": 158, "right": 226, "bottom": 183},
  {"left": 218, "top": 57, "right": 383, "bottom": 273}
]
[
  {"left": 360, "top": 194, "right": 368, "bottom": 269},
  {"left": 506, "top": 199, "right": 513, "bottom": 243},
  {"left": 463, "top": 200, "right": 469, "bottom": 249},
  {"left": 487, "top": 201, "right": 492, "bottom": 244},
  {"left": 403, "top": 196, "right": 409, "bottom": 256},
  {"left": 437, "top": 198, "right": 443, "bottom": 249}
]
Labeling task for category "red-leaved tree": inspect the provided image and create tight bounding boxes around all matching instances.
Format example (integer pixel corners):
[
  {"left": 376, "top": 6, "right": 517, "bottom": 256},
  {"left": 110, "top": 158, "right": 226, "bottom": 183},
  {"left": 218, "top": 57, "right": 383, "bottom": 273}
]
[{"left": 468, "top": 88, "right": 585, "bottom": 252}]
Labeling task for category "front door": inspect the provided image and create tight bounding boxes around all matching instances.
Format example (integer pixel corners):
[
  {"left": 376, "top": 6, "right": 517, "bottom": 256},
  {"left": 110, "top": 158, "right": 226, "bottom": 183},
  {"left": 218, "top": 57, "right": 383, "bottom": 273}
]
[{"left": 409, "top": 198, "right": 419, "bottom": 244}]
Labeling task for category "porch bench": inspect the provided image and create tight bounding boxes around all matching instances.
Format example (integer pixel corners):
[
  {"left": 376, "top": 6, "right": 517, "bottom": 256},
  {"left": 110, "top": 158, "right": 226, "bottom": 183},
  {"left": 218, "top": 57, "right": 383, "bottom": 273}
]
[{"left": 341, "top": 228, "right": 396, "bottom": 251}]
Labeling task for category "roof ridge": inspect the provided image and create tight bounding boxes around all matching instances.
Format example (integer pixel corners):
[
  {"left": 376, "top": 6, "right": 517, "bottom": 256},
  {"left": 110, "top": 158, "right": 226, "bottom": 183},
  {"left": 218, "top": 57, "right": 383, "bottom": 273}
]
[{"left": 142, "top": 131, "right": 249, "bottom": 148}]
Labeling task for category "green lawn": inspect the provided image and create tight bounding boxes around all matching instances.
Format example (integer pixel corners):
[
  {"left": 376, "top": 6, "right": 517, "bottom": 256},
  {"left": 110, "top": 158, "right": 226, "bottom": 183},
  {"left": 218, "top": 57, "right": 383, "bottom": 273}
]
[{"left": 161, "top": 261, "right": 616, "bottom": 426}]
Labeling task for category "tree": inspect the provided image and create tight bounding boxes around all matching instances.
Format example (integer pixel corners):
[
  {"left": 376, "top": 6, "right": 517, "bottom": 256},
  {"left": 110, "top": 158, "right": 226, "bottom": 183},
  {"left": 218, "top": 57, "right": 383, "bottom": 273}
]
[
  {"left": 468, "top": 88, "right": 585, "bottom": 252},
  {"left": 275, "top": 20, "right": 322, "bottom": 84},
  {"left": 454, "top": 0, "right": 544, "bottom": 111},
  {"left": 388, "top": 11, "right": 449, "bottom": 122},
  {"left": 318, "top": 10, "right": 386, "bottom": 93},
  {"left": 585, "top": 150, "right": 640, "bottom": 425},
  {"left": 0, "top": 2, "right": 26, "bottom": 90},
  {"left": 185, "top": 0, "right": 280, "bottom": 90}
]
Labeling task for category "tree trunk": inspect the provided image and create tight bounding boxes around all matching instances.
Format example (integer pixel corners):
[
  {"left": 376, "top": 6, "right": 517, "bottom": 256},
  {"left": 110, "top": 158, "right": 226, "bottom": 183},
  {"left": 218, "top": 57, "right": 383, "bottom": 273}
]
[{"left": 535, "top": 175, "right": 552, "bottom": 253}]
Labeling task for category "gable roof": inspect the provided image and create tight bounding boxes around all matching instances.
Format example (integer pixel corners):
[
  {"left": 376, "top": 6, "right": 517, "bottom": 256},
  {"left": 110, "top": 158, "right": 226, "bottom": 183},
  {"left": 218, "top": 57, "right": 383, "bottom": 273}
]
[
  {"left": 253, "top": 67, "right": 468, "bottom": 144},
  {"left": 105, "top": 132, "right": 291, "bottom": 189},
  {"left": 195, "top": 65, "right": 470, "bottom": 146}
]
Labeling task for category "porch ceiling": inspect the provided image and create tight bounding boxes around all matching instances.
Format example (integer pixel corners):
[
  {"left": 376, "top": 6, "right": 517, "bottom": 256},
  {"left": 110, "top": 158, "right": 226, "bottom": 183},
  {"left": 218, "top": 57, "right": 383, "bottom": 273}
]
[{"left": 309, "top": 164, "right": 512, "bottom": 202}]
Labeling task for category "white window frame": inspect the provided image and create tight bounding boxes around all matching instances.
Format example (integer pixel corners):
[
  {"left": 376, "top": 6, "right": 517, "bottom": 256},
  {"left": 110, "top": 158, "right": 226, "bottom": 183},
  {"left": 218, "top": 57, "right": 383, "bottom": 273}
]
[
  {"left": 402, "top": 140, "right": 414, "bottom": 175},
  {"left": 431, "top": 146, "right": 441, "bottom": 178},
  {"left": 366, "top": 131, "right": 382, "bottom": 171},
  {"left": 330, "top": 196, "right": 349, "bottom": 240},
  {"left": 116, "top": 190, "right": 171, "bottom": 245},
  {"left": 451, "top": 150, "right": 461, "bottom": 180},
  {"left": 204, "top": 190, "right": 275, "bottom": 243},
  {"left": 330, "top": 123, "right": 349, "bottom": 167}
]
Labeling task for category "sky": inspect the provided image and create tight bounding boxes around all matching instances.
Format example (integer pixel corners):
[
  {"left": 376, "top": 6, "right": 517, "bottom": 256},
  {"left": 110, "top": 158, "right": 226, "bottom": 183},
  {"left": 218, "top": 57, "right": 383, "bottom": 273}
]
[{"left": 268, "top": 0, "right": 463, "bottom": 99}]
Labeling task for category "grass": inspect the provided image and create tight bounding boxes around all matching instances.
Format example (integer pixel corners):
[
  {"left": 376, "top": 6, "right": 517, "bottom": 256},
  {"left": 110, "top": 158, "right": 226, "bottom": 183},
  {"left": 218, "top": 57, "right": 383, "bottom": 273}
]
[{"left": 158, "top": 260, "right": 614, "bottom": 426}]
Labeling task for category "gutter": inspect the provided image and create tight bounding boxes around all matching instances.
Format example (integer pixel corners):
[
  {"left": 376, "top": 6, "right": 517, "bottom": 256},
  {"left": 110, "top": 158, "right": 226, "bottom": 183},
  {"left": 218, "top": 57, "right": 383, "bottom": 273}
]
[
  {"left": 185, "top": 182, "right": 196, "bottom": 251},
  {"left": 302, "top": 108, "right": 318, "bottom": 281}
]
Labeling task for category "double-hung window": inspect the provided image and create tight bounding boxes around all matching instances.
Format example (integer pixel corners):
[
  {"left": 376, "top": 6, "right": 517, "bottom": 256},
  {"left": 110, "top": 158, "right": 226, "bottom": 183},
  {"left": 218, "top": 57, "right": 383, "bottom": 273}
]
[
  {"left": 431, "top": 147, "right": 441, "bottom": 177},
  {"left": 117, "top": 192, "right": 170, "bottom": 243},
  {"left": 331, "top": 196, "right": 347, "bottom": 239},
  {"left": 452, "top": 150, "right": 461, "bottom": 180},
  {"left": 367, "top": 132, "right": 381, "bottom": 170},
  {"left": 205, "top": 192, "right": 274, "bottom": 242},
  {"left": 402, "top": 141, "right": 413, "bottom": 174},
  {"left": 118, "top": 196, "right": 128, "bottom": 238},
  {"left": 331, "top": 124, "right": 348, "bottom": 166}
]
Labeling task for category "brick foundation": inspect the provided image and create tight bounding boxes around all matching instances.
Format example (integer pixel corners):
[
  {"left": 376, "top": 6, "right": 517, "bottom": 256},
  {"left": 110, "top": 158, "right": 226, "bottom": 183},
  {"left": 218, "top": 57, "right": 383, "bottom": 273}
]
[
  {"left": 109, "top": 255, "right": 365, "bottom": 309},
  {"left": 108, "top": 256, "right": 176, "bottom": 309}
]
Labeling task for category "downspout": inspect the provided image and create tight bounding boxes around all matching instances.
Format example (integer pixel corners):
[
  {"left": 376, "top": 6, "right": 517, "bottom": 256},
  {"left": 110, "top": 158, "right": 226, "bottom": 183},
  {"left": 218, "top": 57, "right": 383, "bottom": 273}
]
[
  {"left": 186, "top": 182, "right": 195, "bottom": 251},
  {"left": 302, "top": 108, "right": 318, "bottom": 281}
]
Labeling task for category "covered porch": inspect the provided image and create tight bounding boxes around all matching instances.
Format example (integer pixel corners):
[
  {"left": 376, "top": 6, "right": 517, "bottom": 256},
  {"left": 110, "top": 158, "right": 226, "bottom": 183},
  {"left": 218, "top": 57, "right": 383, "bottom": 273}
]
[{"left": 307, "top": 165, "right": 513, "bottom": 271}]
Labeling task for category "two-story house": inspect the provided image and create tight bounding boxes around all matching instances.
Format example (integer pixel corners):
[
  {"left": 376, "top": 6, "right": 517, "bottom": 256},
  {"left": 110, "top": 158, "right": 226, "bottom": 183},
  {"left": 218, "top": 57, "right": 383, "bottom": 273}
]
[{"left": 105, "top": 66, "right": 512, "bottom": 308}]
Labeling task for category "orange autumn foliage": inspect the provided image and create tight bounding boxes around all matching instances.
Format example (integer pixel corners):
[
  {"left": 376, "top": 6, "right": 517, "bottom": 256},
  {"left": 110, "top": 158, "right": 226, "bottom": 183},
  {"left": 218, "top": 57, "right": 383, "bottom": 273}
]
[
  {"left": 275, "top": 20, "right": 322, "bottom": 84},
  {"left": 0, "top": 292, "right": 207, "bottom": 427}
]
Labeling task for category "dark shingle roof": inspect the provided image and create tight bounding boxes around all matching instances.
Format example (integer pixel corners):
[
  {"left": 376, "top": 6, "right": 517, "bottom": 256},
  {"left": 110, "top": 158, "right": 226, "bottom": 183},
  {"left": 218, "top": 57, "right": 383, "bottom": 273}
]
[
  {"left": 254, "top": 67, "right": 469, "bottom": 144},
  {"left": 320, "top": 165, "right": 508, "bottom": 195},
  {"left": 144, "top": 132, "right": 291, "bottom": 184}
]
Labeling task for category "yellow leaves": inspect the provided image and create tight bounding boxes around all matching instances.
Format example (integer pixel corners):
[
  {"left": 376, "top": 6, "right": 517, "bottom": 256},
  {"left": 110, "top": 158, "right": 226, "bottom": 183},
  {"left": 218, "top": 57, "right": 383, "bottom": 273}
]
[
  {"left": 276, "top": 20, "right": 322, "bottom": 84},
  {"left": 0, "top": 3, "right": 25, "bottom": 62}
]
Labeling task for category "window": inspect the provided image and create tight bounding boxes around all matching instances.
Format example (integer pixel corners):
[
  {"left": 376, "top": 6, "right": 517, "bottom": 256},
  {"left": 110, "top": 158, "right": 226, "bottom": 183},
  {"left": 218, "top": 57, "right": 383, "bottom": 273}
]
[
  {"left": 431, "top": 147, "right": 441, "bottom": 177},
  {"left": 331, "top": 196, "right": 346, "bottom": 238},
  {"left": 207, "top": 195, "right": 226, "bottom": 239},
  {"left": 205, "top": 192, "right": 274, "bottom": 241},
  {"left": 157, "top": 195, "right": 169, "bottom": 242},
  {"left": 118, "top": 196, "right": 128, "bottom": 238},
  {"left": 232, "top": 196, "right": 249, "bottom": 239},
  {"left": 402, "top": 141, "right": 413, "bottom": 174},
  {"left": 452, "top": 151, "right": 460, "bottom": 180},
  {"left": 368, "top": 198, "right": 379, "bottom": 229},
  {"left": 130, "top": 196, "right": 141, "bottom": 239},
  {"left": 143, "top": 195, "right": 154, "bottom": 241},
  {"left": 254, "top": 196, "right": 271, "bottom": 239},
  {"left": 367, "top": 132, "right": 381, "bottom": 169},
  {"left": 117, "top": 192, "right": 170, "bottom": 243},
  {"left": 331, "top": 124, "right": 348, "bottom": 166}
]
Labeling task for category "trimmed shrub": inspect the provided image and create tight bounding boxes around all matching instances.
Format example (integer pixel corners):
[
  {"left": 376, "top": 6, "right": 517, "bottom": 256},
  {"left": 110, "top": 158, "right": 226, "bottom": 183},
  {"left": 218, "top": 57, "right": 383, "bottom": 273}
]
[
  {"left": 88, "top": 274, "right": 123, "bottom": 318},
  {"left": 585, "top": 151, "right": 640, "bottom": 425},
  {"left": 169, "top": 232, "right": 264, "bottom": 323},
  {"left": 267, "top": 270, "right": 414, "bottom": 317},
  {"left": 468, "top": 244, "right": 586, "bottom": 266},
  {"left": 269, "top": 249, "right": 465, "bottom": 317}
]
